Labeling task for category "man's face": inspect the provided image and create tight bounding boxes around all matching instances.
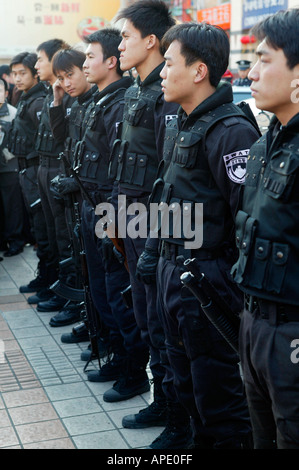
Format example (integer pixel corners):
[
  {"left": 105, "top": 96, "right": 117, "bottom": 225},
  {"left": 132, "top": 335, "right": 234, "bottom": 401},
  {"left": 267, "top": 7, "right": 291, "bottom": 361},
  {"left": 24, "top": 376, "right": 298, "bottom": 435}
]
[
  {"left": 238, "top": 68, "right": 250, "bottom": 79},
  {"left": 83, "top": 43, "right": 110, "bottom": 85},
  {"left": 249, "top": 39, "right": 299, "bottom": 120},
  {"left": 119, "top": 19, "right": 149, "bottom": 72},
  {"left": 11, "top": 64, "right": 38, "bottom": 93},
  {"left": 56, "top": 66, "right": 89, "bottom": 97},
  {"left": 35, "top": 50, "right": 53, "bottom": 82},
  {"left": 160, "top": 40, "right": 196, "bottom": 107}
]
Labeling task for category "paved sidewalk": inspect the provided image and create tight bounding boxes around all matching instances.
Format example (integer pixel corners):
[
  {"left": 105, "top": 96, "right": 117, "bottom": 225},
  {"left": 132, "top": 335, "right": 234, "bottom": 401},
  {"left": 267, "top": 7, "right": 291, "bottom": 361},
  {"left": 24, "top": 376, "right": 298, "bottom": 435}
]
[{"left": 0, "top": 245, "right": 162, "bottom": 449}]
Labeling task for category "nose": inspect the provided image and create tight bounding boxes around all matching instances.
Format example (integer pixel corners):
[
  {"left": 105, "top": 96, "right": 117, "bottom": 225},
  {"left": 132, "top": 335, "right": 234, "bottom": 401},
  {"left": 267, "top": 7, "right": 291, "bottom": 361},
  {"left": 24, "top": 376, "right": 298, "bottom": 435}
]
[
  {"left": 248, "top": 60, "right": 259, "bottom": 82},
  {"left": 118, "top": 38, "right": 125, "bottom": 52},
  {"left": 160, "top": 63, "right": 167, "bottom": 80}
]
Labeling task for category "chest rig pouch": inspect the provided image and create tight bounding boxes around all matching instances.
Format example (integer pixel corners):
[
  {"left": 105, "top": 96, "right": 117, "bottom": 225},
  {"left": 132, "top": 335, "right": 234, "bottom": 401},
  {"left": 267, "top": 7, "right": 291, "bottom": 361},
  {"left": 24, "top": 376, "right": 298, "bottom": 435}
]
[
  {"left": 151, "top": 103, "right": 252, "bottom": 245},
  {"left": 232, "top": 134, "right": 299, "bottom": 297},
  {"left": 35, "top": 95, "right": 64, "bottom": 157},
  {"left": 75, "top": 92, "right": 122, "bottom": 184},
  {"left": 8, "top": 98, "right": 37, "bottom": 156},
  {"left": 113, "top": 82, "right": 162, "bottom": 192}
]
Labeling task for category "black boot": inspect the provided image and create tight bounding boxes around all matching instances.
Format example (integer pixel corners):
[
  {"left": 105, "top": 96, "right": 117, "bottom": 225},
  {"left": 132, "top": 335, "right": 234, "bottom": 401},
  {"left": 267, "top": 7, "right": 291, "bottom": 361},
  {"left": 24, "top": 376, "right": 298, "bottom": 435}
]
[
  {"left": 122, "top": 376, "right": 167, "bottom": 429},
  {"left": 20, "top": 259, "right": 48, "bottom": 293},
  {"left": 87, "top": 353, "right": 125, "bottom": 383},
  {"left": 148, "top": 401, "right": 193, "bottom": 449},
  {"left": 103, "top": 359, "right": 150, "bottom": 402}
]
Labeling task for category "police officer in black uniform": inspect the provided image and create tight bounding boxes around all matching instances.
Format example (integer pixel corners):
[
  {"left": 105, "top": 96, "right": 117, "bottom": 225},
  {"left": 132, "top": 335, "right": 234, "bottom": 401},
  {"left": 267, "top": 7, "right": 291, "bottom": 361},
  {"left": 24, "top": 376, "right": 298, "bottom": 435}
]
[
  {"left": 0, "top": 79, "right": 25, "bottom": 257},
  {"left": 68, "top": 29, "right": 149, "bottom": 393},
  {"left": 148, "top": 22, "right": 260, "bottom": 448},
  {"left": 46, "top": 48, "right": 95, "bottom": 328},
  {"left": 111, "top": 1, "right": 192, "bottom": 449},
  {"left": 232, "top": 8, "right": 299, "bottom": 449},
  {"left": 33, "top": 39, "right": 78, "bottom": 320},
  {"left": 233, "top": 60, "right": 252, "bottom": 86},
  {"left": 8, "top": 52, "right": 50, "bottom": 293}
]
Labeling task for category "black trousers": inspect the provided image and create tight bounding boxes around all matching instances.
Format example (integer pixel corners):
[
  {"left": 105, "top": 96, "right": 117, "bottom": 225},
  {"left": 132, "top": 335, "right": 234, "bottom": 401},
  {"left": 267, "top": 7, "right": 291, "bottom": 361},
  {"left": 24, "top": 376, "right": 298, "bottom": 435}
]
[
  {"left": 157, "top": 249, "right": 251, "bottom": 446},
  {"left": 19, "top": 164, "right": 49, "bottom": 263},
  {"left": 37, "top": 157, "right": 74, "bottom": 285},
  {"left": 240, "top": 306, "right": 299, "bottom": 449},
  {"left": 0, "top": 171, "right": 25, "bottom": 250}
]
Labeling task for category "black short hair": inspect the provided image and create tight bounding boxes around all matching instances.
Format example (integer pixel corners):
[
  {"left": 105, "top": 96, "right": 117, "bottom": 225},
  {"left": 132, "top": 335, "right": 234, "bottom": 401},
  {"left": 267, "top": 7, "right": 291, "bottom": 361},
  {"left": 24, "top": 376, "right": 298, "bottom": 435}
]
[
  {"left": 251, "top": 8, "right": 299, "bottom": 69},
  {"left": 10, "top": 52, "right": 38, "bottom": 77},
  {"left": 37, "top": 38, "right": 70, "bottom": 61},
  {"left": 162, "top": 22, "right": 230, "bottom": 88},
  {"left": 84, "top": 28, "right": 123, "bottom": 76},
  {"left": 0, "top": 78, "right": 8, "bottom": 92},
  {"left": 116, "top": 0, "right": 175, "bottom": 54},
  {"left": 0, "top": 65, "right": 10, "bottom": 78},
  {"left": 52, "top": 48, "right": 86, "bottom": 76}
]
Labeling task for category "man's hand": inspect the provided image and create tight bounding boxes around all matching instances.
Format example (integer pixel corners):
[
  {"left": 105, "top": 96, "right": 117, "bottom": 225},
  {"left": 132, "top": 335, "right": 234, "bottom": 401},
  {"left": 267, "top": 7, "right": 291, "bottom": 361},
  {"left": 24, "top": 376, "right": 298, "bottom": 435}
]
[
  {"left": 53, "top": 79, "right": 65, "bottom": 106},
  {"left": 136, "top": 247, "right": 160, "bottom": 285},
  {"left": 101, "top": 236, "right": 125, "bottom": 265},
  {"left": 50, "top": 175, "right": 79, "bottom": 196}
]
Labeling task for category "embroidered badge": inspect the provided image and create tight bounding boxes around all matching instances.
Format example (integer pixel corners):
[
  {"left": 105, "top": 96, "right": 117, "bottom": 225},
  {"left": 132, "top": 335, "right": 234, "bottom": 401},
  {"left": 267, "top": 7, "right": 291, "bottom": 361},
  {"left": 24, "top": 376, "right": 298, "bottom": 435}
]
[
  {"left": 165, "top": 115, "right": 177, "bottom": 127},
  {"left": 223, "top": 149, "right": 249, "bottom": 184}
]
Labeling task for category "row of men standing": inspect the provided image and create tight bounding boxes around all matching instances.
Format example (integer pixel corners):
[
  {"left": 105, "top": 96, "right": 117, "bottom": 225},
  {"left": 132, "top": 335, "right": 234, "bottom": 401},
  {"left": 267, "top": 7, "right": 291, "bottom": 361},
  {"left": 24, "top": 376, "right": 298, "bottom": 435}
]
[{"left": 2, "top": 0, "right": 298, "bottom": 451}]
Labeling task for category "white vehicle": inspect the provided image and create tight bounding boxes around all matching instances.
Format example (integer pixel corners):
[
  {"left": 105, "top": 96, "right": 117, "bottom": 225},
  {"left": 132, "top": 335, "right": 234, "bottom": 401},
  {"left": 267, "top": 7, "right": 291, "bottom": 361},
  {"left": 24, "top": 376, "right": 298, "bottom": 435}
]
[{"left": 232, "top": 85, "right": 273, "bottom": 134}]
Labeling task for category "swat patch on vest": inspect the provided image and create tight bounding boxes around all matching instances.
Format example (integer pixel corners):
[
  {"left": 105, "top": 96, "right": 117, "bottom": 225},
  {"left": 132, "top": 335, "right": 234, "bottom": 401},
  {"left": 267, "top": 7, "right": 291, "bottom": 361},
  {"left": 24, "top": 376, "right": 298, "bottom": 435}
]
[
  {"left": 165, "top": 115, "right": 177, "bottom": 127},
  {"left": 223, "top": 149, "right": 249, "bottom": 184}
]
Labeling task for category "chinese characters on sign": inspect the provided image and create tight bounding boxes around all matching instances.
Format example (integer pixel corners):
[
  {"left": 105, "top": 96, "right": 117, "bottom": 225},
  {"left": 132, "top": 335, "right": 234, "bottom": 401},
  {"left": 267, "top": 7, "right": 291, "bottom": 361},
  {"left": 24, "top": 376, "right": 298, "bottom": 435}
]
[
  {"left": 242, "top": 0, "right": 288, "bottom": 30},
  {"left": 17, "top": 2, "right": 80, "bottom": 26},
  {"left": 197, "top": 3, "right": 231, "bottom": 31}
]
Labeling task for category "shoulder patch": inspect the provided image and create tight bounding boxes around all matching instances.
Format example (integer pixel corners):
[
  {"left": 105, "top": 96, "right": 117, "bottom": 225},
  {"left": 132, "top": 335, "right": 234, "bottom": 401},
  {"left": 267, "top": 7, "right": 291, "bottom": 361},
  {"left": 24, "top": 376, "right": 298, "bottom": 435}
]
[
  {"left": 165, "top": 114, "right": 177, "bottom": 127},
  {"left": 223, "top": 149, "right": 249, "bottom": 184}
]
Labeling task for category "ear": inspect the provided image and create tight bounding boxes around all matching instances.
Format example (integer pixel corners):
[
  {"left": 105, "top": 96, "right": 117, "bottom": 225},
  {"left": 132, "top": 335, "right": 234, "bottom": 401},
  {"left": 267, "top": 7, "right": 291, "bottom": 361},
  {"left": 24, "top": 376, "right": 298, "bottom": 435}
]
[
  {"left": 194, "top": 62, "right": 208, "bottom": 84},
  {"left": 107, "top": 56, "right": 118, "bottom": 70},
  {"left": 146, "top": 34, "right": 157, "bottom": 51}
]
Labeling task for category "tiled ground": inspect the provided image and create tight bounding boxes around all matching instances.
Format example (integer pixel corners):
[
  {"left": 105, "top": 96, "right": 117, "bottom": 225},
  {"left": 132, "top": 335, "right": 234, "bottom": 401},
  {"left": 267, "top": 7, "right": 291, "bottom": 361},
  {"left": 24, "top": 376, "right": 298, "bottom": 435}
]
[{"left": 0, "top": 245, "right": 163, "bottom": 449}]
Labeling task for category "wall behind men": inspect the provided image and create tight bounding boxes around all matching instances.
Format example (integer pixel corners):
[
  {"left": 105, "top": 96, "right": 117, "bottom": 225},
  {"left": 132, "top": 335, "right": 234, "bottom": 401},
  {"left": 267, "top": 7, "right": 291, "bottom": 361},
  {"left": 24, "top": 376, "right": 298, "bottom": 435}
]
[{"left": 0, "top": 0, "right": 120, "bottom": 61}]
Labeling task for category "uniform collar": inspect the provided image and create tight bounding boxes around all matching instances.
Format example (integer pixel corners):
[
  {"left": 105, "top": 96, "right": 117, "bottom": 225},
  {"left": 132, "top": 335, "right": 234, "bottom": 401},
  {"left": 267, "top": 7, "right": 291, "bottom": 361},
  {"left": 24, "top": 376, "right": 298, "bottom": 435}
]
[
  {"left": 178, "top": 81, "right": 233, "bottom": 121},
  {"left": 19, "top": 82, "right": 46, "bottom": 102},
  {"left": 137, "top": 62, "right": 164, "bottom": 88}
]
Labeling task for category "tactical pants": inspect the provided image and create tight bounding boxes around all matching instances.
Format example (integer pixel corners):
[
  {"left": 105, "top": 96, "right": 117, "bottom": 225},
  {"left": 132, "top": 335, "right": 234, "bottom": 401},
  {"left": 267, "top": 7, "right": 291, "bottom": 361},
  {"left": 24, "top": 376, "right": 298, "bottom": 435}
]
[
  {"left": 0, "top": 171, "right": 25, "bottom": 250},
  {"left": 19, "top": 163, "right": 49, "bottom": 263},
  {"left": 81, "top": 200, "right": 148, "bottom": 365},
  {"left": 37, "top": 157, "right": 74, "bottom": 285},
  {"left": 157, "top": 249, "right": 252, "bottom": 447},
  {"left": 122, "top": 205, "right": 174, "bottom": 394},
  {"left": 240, "top": 307, "right": 299, "bottom": 449}
]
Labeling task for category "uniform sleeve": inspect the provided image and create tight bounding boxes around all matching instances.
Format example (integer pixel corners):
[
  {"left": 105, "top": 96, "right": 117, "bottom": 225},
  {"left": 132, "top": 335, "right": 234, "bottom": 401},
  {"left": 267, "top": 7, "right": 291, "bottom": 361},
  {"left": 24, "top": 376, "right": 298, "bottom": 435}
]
[
  {"left": 154, "top": 96, "right": 179, "bottom": 161},
  {"left": 206, "top": 117, "right": 260, "bottom": 219},
  {"left": 49, "top": 104, "right": 67, "bottom": 143}
]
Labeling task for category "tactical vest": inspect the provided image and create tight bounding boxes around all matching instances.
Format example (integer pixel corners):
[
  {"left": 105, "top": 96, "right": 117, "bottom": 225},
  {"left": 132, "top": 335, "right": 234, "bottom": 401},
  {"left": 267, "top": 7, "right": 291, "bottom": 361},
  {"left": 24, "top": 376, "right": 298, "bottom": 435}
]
[
  {"left": 74, "top": 89, "right": 125, "bottom": 185},
  {"left": 7, "top": 84, "right": 46, "bottom": 158},
  {"left": 35, "top": 91, "right": 69, "bottom": 157},
  {"left": 231, "top": 129, "right": 299, "bottom": 304},
  {"left": 112, "top": 80, "right": 163, "bottom": 193},
  {"left": 66, "top": 88, "right": 96, "bottom": 164},
  {"left": 151, "top": 103, "right": 253, "bottom": 248}
]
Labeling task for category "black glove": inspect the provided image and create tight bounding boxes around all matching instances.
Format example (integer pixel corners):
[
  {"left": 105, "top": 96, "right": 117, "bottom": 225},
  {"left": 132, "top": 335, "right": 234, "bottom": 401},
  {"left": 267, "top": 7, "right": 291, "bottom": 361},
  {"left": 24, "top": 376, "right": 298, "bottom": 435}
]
[
  {"left": 50, "top": 175, "right": 80, "bottom": 196},
  {"left": 101, "top": 236, "right": 125, "bottom": 265},
  {"left": 136, "top": 247, "right": 159, "bottom": 285}
]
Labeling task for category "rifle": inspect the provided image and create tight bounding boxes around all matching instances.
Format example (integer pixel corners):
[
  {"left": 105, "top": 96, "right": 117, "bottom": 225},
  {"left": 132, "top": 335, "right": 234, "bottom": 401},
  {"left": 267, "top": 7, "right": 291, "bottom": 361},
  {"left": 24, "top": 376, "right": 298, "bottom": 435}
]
[
  {"left": 73, "top": 201, "right": 103, "bottom": 371},
  {"left": 180, "top": 258, "right": 240, "bottom": 354}
]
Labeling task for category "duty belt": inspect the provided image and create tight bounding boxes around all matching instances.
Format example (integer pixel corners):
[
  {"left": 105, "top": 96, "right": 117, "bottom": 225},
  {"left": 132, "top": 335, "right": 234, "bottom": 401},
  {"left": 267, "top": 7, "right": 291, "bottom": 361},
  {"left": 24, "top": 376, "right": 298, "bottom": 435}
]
[
  {"left": 39, "top": 155, "right": 60, "bottom": 168},
  {"left": 245, "top": 294, "right": 299, "bottom": 323},
  {"left": 18, "top": 156, "right": 40, "bottom": 171},
  {"left": 160, "top": 240, "right": 227, "bottom": 261}
]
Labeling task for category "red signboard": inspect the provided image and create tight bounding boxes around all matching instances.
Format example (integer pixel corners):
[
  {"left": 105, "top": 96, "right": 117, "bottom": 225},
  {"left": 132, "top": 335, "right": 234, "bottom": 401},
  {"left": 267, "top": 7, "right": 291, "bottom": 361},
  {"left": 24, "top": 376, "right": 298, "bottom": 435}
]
[{"left": 197, "top": 3, "right": 231, "bottom": 30}]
